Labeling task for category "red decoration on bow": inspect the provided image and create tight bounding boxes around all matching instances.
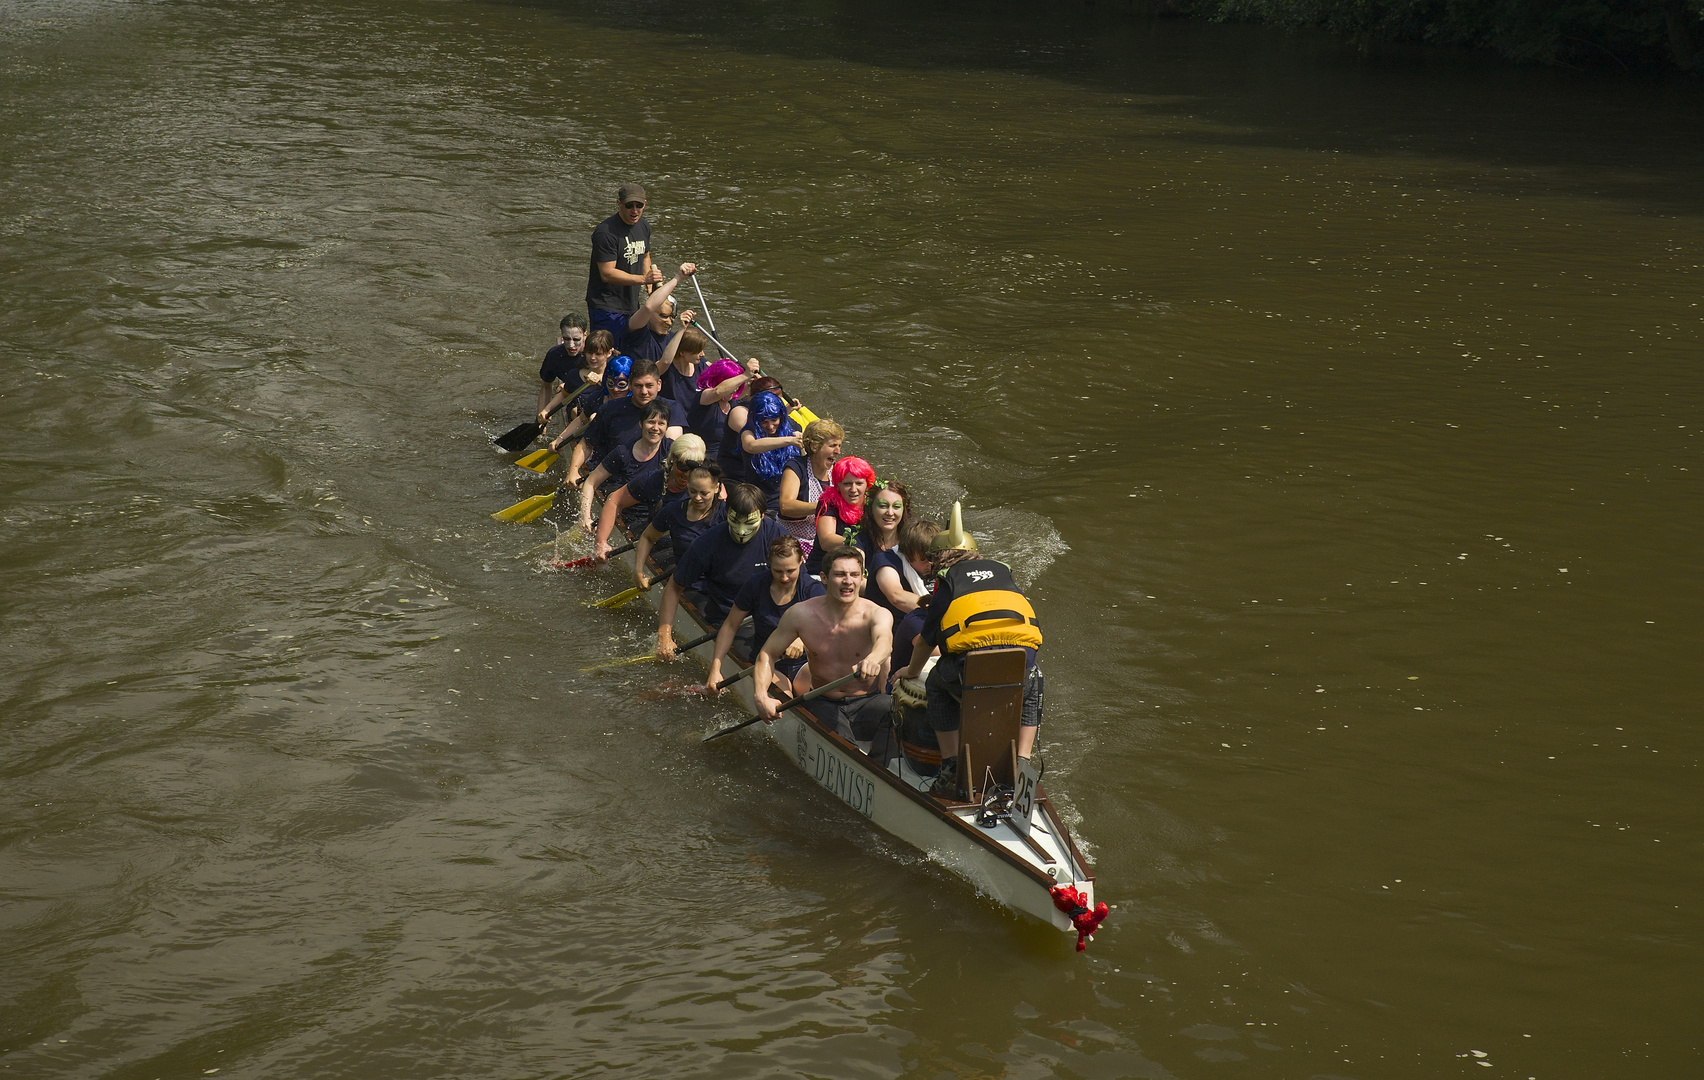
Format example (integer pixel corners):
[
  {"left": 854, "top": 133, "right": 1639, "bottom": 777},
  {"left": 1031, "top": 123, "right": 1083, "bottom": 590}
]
[{"left": 1050, "top": 885, "right": 1109, "bottom": 952}]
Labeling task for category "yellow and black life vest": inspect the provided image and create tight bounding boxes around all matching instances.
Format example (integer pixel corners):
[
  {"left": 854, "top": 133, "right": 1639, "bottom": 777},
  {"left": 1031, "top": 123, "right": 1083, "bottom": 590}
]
[{"left": 936, "top": 559, "right": 1043, "bottom": 652}]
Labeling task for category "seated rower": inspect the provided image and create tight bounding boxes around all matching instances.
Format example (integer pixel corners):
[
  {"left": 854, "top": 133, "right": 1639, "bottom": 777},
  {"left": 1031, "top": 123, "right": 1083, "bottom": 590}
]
[
  {"left": 535, "top": 313, "right": 587, "bottom": 429},
  {"left": 656, "top": 483, "right": 787, "bottom": 661},
  {"left": 633, "top": 463, "right": 724, "bottom": 589},
  {"left": 894, "top": 503, "right": 1045, "bottom": 800},
  {"left": 718, "top": 373, "right": 785, "bottom": 483},
  {"left": 778, "top": 419, "right": 842, "bottom": 557},
  {"left": 874, "top": 516, "right": 938, "bottom": 675},
  {"left": 859, "top": 478, "right": 912, "bottom": 559},
  {"left": 754, "top": 546, "right": 894, "bottom": 752},
  {"left": 576, "top": 400, "right": 671, "bottom": 535},
  {"left": 567, "top": 357, "right": 686, "bottom": 486},
  {"left": 592, "top": 434, "right": 706, "bottom": 564},
  {"left": 695, "top": 356, "right": 761, "bottom": 449},
  {"left": 660, "top": 315, "right": 713, "bottom": 440},
  {"left": 740, "top": 391, "right": 804, "bottom": 516},
  {"left": 543, "top": 329, "right": 614, "bottom": 445},
  {"left": 706, "top": 535, "right": 823, "bottom": 699},
  {"left": 622, "top": 262, "right": 696, "bottom": 361},
  {"left": 555, "top": 353, "right": 629, "bottom": 470},
  {"left": 806, "top": 455, "right": 873, "bottom": 578}
]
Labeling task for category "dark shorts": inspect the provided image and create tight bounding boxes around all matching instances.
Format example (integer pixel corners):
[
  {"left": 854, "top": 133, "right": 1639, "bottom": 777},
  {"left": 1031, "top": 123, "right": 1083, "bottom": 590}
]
[
  {"left": 588, "top": 307, "right": 630, "bottom": 346},
  {"left": 925, "top": 651, "right": 1044, "bottom": 733},
  {"left": 803, "top": 691, "right": 893, "bottom": 743}
]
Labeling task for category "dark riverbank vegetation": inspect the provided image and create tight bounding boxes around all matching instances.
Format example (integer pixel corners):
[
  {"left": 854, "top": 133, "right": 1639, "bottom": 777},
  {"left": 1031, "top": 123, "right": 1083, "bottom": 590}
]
[{"left": 1160, "top": 0, "right": 1703, "bottom": 73}]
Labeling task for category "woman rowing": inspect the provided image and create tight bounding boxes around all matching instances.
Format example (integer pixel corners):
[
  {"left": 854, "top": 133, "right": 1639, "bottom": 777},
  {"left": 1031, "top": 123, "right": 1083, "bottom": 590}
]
[
  {"left": 693, "top": 356, "right": 759, "bottom": 450},
  {"left": 777, "top": 418, "right": 842, "bottom": 558},
  {"left": 632, "top": 465, "right": 724, "bottom": 589},
  {"left": 590, "top": 434, "right": 706, "bottom": 563},
  {"left": 717, "top": 373, "right": 784, "bottom": 483},
  {"left": 739, "top": 391, "right": 804, "bottom": 515},
  {"left": 805, "top": 455, "right": 873, "bottom": 578},
  {"left": 576, "top": 400, "right": 671, "bottom": 536},
  {"left": 705, "top": 535, "right": 823, "bottom": 700}
]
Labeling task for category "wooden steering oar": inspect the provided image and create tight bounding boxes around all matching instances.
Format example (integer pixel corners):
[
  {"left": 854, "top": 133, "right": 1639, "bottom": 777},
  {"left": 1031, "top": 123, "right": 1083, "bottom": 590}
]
[{"left": 701, "top": 671, "right": 860, "bottom": 743}]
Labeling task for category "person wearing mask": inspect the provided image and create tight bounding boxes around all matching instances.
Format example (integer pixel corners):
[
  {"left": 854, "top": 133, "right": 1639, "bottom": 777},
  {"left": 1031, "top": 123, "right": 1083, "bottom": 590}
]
[
  {"left": 535, "top": 313, "right": 587, "bottom": 428},
  {"left": 894, "top": 503, "right": 1045, "bottom": 799},
  {"left": 541, "top": 329, "right": 615, "bottom": 446},
  {"left": 778, "top": 419, "right": 842, "bottom": 556},
  {"left": 656, "top": 483, "right": 786, "bottom": 661},
  {"left": 585, "top": 182, "right": 663, "bottom": 345},
  {"left": 705, "top": 535, "right": 823, "bottom": 700},
  {"left": 740, "top": 391, "right": 804, "bottom": 516},
  {"left": 559, "top": 355, "right": 631, "bottom": 496}
]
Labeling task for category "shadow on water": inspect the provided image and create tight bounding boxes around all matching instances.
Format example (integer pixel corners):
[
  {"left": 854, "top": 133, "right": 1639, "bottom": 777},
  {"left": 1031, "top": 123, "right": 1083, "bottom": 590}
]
[{"left": 512, "top": 0, "right": 1704, "bottom": 212}]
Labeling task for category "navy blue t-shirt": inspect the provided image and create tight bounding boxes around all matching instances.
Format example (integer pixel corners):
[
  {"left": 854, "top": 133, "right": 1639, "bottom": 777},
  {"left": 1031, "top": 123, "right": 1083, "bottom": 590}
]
[
  {"left": 661, "top": 359, "right": 712, "bottom": 439},
  {"left": 717, "top": 410, "right": 746, "bottom": 483},
  {"left": 734, "top": 568, "right": 825, "bottom": 654},
  {"left": 585, "top": 395, "right": 687, "bottom": 465},
  {"left": 599, "top": 437, "right": 670, "bottom": 495},
  {"left": 670, "top": 518, "right": 788, "bottom": 625},
  {"left": 625, "top": 467, "right": 685, "bottom": 516},
  {"left": 805, "top": 508, "right": 861, "bottom": 576},
  {"left": 538, "top": 342, "right": 585, "bottom": 385},
  {"left": 864, "top": 547, "right": 915, "bottom": 624},
  {"left": 650, "top": 499, "right": 725, "bottom": 563},
  {"left": 622, "top": 324, "right": 670, "bottom": 362}
]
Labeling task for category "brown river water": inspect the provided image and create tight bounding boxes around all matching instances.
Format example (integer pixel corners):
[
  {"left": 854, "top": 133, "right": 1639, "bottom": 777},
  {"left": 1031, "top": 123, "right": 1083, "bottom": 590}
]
[{"left": 3, "top": 1, "right": 1700, "bottom": 1077}]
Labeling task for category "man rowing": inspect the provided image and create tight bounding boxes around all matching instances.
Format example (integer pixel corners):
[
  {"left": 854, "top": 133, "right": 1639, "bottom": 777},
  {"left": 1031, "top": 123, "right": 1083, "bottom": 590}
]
[
  {"left": 894, "top": 502, "right": 1044, "bottom": 799},
  {"left": 754, "top": 546, "right": 894, "bottom": 751}
]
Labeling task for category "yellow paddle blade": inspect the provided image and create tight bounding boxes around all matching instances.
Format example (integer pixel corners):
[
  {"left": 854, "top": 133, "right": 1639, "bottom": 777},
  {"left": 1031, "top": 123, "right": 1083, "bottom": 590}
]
[
  {"left": 492, "top": 492, "right": 555, "bottom": 523},
  {"left": 514, "top": 448, "right": 559, "bottom": 473},
  {"left": 588, "top": 584, "right": 644, "bottom": 609},
  {"left": 790, "top": 406, "right": 820, "bottom": 428},
  {"left": 579, "top": 654, "right": 658, "bottom": 673}
]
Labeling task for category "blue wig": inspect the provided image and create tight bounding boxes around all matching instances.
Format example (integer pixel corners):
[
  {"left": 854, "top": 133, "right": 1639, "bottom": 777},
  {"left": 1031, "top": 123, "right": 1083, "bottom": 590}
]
[{"left": 742, "top": 392, "right": 801, "bottom": 479}]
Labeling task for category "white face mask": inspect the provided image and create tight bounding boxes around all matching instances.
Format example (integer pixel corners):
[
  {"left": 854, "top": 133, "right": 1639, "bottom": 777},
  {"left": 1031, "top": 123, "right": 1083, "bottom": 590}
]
[{"left": 728, "top": 512, "right": 763, "bottom": 544}]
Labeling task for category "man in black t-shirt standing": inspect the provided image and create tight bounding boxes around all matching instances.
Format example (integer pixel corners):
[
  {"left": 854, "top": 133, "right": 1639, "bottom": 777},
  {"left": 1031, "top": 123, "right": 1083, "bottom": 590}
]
[{"left": 586, "top": 182, "right": 663, "bottom": 347}]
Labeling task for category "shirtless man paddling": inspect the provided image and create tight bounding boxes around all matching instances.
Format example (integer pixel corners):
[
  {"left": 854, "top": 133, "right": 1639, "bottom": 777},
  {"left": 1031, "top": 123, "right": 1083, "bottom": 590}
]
[{"left": 754, "top": 547, "right": 894, "bottom": 750}]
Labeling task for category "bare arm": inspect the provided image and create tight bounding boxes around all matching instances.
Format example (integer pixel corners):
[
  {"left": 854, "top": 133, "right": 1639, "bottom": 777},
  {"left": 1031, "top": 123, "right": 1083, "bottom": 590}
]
[
  {"left": 577, "top": 463, "right": 612, "bottom": 530},
  {"left": 778, "top": 467, "right": 816, "bottom": 520},
  {"left": 875, "top": 565, "right": 922, "bottom": 613},
  {"left": 536, "top": 380, "right": 555, "bottom": 419},
  {"left": 754, "top": 607, "right": 805, "bottom": 720},
  {"left": 633, "top": 522, "right": 664, "bottom": 589},
  {"left": 706, "top": 603, "right": 752, "bottom": 693},
  {"left": 862, "top": 608, "right": 894, "bottom": 676},
  {"left": 594, "top": 484, "right": 639, "bottom": 558},
  {"left": 563, "top": 439, "right": 591, "bottom": 486},
  {"left": 741, "top": 429, "right": 804, "bottom": 455},
  {"left": 656, "top": 577, "right": 682, "bottom": 659},
  {"left": 597, "top": 259, "right": 651, "bottom": 287},
  {"left": 628, "top": 263, "right": 695, "bottom": 332}
]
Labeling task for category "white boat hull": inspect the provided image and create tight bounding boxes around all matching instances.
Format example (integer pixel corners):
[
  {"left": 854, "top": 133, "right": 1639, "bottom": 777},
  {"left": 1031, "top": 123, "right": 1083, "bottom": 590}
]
[{"left": 603, "top": 536, "right": 1097, "bottom": 934}]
